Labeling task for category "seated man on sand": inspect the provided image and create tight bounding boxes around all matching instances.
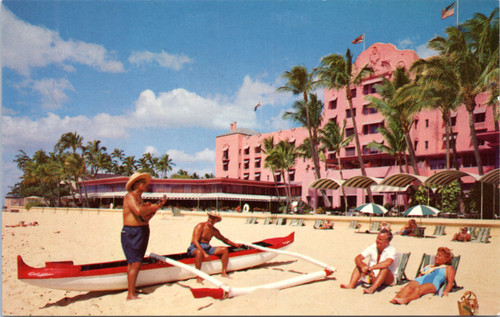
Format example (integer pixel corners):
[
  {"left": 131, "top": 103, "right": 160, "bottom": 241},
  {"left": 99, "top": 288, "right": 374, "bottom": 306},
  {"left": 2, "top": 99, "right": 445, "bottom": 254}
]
[
  {"left": 340, "top": 229, "right": 397, "bottom": 294},
  {"left": 396, "top": 219, "right": 417, "bottom": 236},
  {"left": 314, "top": 219, "right": 334, "bottom": 230},
  {"left": 451, "top": 227, "right": 471, "bottom": 242},
  {"left": 187, "top": 211, "right": 243, "bottom": 283},
  {"left": 391, "top": 247, "right": 455, "bottom": 305}
]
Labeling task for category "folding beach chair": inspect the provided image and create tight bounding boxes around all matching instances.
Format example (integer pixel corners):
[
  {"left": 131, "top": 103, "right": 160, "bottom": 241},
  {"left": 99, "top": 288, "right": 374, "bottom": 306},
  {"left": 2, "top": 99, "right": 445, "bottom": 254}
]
[
  {"left": 415, "top": 253, "right": 462, "bottom": 296},
  {"left": 471, "top": 227, "right": 491, "bottom": 243},
  {"left": 431, "top": 225, "right": 446, "bottom": 236},
  {"left": 264, "top": 217, "right": 273, "bottom": 225},
  {"left": 275, "top": 218, "right": 286, "bottom": 225},
  {"left": 394, "top": 252, "right": 411, "bottom": 285},
  {"left": 245, "top": 217, "right": 254, "bottom": 224},
  {"left": 290, "top": 218, "right": 304, "bottom": 226},
  {"left": 413, "top": 226, "right": 426, "bottom": 238},
  {"left": 348, "top": 220, "right": 359, "bottom": 229},
  {"left": 314, "top": 219, "right": 325, "bottom": 228}
]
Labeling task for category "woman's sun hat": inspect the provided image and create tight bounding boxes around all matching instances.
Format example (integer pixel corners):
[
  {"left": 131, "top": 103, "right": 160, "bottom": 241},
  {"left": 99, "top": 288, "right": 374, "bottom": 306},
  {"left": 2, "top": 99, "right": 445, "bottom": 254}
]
[{"left": 126, "top": 172, "right": 152, "bottom": 191}]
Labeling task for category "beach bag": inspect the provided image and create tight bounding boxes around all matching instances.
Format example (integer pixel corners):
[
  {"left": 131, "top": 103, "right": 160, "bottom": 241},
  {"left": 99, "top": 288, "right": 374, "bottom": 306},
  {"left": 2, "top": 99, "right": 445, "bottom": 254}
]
[{"left": 457, "top": 291, "right": 478, "bottom": 315}]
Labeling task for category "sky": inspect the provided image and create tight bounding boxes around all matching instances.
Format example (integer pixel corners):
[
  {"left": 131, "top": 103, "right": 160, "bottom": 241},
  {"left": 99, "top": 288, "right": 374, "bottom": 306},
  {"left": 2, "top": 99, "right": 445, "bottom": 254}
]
[{"left": 1, "top": 0, "right": 498, "bottom": 200}]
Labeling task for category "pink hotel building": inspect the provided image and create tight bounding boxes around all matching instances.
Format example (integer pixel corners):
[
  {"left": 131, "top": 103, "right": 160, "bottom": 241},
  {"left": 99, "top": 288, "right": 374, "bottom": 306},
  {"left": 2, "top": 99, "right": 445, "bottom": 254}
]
[{"left": 215, "top": 43, "right": 498, "bottom": 208}]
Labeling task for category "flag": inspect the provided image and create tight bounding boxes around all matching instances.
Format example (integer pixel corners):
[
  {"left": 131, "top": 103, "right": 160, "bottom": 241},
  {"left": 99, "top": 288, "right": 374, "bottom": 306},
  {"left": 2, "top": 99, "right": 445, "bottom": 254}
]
[
  {"left": 441, "top": 2, "right": 455, "bottom": 19},
  {"left": 254, "top": 101, "right": 261, "bottom": 111},
  {"left": 352, "top": 34, "right": 364, "bottom": 44}
]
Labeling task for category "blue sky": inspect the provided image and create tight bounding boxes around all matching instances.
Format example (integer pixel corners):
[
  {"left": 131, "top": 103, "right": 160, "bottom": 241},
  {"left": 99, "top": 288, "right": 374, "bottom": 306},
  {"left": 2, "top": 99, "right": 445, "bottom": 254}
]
[{"left": 1, "top": 0, "right": 497, "bottom": 199}]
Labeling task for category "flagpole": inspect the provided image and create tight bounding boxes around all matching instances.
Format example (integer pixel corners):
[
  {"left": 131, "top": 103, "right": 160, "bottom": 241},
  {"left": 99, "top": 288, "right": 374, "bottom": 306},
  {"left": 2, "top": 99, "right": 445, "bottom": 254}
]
[
  {"left": 456, "top": 0, "right": 459, "bottom": 27},
  {"left": 363, "top": 33, "right": 365, "bottom": 51}
]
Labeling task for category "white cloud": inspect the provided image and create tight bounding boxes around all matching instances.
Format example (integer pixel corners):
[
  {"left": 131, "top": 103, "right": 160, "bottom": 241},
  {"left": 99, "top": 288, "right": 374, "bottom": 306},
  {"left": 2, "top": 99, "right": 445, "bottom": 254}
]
[
  {"left": 397, "top": 38, "right": 414, "bottom": 50},
  {"left": 415, "top": 44, "right": 437, "bottom": 59},
  {"left": 267, "top": 110, "right": 292, "bottom": 132},
  {"left": 1, "top": 8, "right": 124, "bottom": 76},
  {"left": 144, "top": 146, "right": 159, "bottom": 156},
  {"left": 131, "top": 75, "right": 291, "bottom": 130},
  {"left": 1, "top": 113, "right": 130, "bottom": 154},
  {"left": 167, "top": 148, "right": 215, "bottom": 163},
  {"left": 31, "top": 78, "right": 75, "bottom": 110},
  {"left": 129, "top": 50, "right": 194, "bottom": 70}
]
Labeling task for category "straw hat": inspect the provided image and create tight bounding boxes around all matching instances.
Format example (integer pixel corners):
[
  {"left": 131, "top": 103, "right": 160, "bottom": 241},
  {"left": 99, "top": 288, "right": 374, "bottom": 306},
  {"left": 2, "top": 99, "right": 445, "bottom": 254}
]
[
  {"left": 207, "top": 211, "right": 222, "bottom": 222},
  {"left": 126, "top": 172, "right": 152, "bottom": 191}
]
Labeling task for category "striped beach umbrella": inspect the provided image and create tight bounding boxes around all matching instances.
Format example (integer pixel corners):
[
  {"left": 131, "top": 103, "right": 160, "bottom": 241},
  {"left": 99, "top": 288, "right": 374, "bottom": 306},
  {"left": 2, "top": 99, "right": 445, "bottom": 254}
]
[
  {"left": 403, "top": 205, "right": 441, "bottom": 217},
  {"left": 355, "top": 203, "right": 388, "bottom": 225}
]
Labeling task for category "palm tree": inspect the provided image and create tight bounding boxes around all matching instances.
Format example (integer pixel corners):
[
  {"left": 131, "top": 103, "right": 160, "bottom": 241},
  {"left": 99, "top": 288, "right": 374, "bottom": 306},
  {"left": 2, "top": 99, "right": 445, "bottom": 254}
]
[
  {"left": 139, "top": 152, "right": 158, "bottom": 177},
  {"left": 122, "top": 156, "right": 138, "bottom": 176},
  {"left": 262, "top": 136, "right": 283, "bottom": 207},
  {"left": 425, "top": 10, "right": 499, "bottom": 175},
  {"left": 316, "top": 48, "right": 375, "bottom": 202},
  {"left": 364, "top": 66, "right": 421, "bottom": 174},
  {"left": 55, "top": 131, "right": 84, "bottom": 155},
  {"left": 366, "top": 120, "right": 407, "bottom": 173},
  {"left": 111, "top": 148, "right": 125, "bottom": 174},
  {"left": 157, "top": 153, "right": 175, "bottom": 178},
  {"left": 277, "top": 66, "right": 327, "bottom": 205},
  {"left": 85, "top": 140, "right": 111, "bottom": 178},
  {"left": 318, "top": 119, "right": 354, "bottom": 211},
  {"left": 409, "top": 58, "right": 461, "bottom": 169},
  {"left": 282, "top": 93, "right": 331, "bottom": 206},
  {"left": 265, "top": 139, "right": 298, "bottom": 213}
]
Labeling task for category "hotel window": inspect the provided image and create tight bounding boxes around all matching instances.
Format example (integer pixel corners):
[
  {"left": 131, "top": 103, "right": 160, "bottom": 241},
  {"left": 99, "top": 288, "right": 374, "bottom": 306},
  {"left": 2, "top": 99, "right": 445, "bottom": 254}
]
[
  {"left": 254, "top": 174, "right": 261, "bottom": 181},
  {"left": 425, "top": 141, "right": 429, "bottom": 149},
  {"left": 475, "top": 112, "right": 486, "bottom": 123},
  {"left": 363, "top": 122, "right": 383, "bottom": 134},
  {"left": 345, "top": 147, "right": 356, "bottom": 156},
  {"left": 329, "top": 99, "right": 337, "bottom": 109},
  {"left": 243, "top": 173, "right": 249, "bottom": 180},
  {"left": 254, "top": 146, "right": 261, "bottom": 154},
  {"left": 244, "top": 147, "right": 250, "bottom": 155},
  {"left": 450, "top": 117, "right": 457, "bottom": 126},
  {"left": 346, "top": 108, "right": 356, "bottom": 118},
  {"left": 223, "top": 161, "right": 229, "bottom": 171},
  {"left": 425, "top": 119, "right": 429, "bottom": 128},
  {"left": 414, "top": 140, "right": 418, "bottom": 151},
  {"left": 346, "top": 127, "right": 355, "bottom": 137},
  {"left": 363, "top": 83, "right": 377, "bottom": 95},
  {"left": 288, "top": 170, "right": 295, "bottom": 182},
  {"left": 362, "top": 104, "right": 378, "bottom": 115},
  {"left": 243, "top": 159, "right": 249, "bottom": 169},
  {"left": 351, "top": 88, "right": 357, "bottom": 98},
  {"left": 223, "top": 149, "right": 229, "bottom": 160},
  {"left": 363, "top": 145, "right": 379, "bottom": 155},
  {"left": 329, "top": 117, "right": 337, "bottom": 125},
  {"left": 414, "top": 119, "right": 419, "bottom": 129},
  {"left": 275, "top": 173, "right": 281, "bottom": 182},
  {"left": 254, "top": 157, "right": 261, "bottom": 168}
]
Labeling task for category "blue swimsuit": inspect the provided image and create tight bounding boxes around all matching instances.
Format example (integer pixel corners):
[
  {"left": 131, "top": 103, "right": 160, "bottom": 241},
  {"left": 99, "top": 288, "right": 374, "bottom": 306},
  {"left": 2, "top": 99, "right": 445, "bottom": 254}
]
[{"left": 414, "top": 266, "right": 447, "bottom": 293}]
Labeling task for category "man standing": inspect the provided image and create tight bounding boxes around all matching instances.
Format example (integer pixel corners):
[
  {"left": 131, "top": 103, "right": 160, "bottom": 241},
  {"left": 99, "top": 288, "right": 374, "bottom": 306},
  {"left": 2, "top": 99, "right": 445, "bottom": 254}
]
[
  {"left": 122, "top": 172, "right": 166, "bottom": 300},
  {"left": 340, "top": 229, "right": 397, "bottom": 294},
  {"left": 187, "top": 211, "right": 242, "bottom": 283}
]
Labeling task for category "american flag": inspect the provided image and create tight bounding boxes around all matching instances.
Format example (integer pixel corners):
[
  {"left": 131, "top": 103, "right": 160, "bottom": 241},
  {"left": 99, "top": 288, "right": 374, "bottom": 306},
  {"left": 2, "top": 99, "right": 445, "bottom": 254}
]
[
  {"left": 441, "top": 2, "right": 455, "bottom": 19},
  {"left": 352, "top": 34, "right": 364, "bottom": 44},
  {"left": 254, "top": 101, "right": 262, "bottom": 111}
]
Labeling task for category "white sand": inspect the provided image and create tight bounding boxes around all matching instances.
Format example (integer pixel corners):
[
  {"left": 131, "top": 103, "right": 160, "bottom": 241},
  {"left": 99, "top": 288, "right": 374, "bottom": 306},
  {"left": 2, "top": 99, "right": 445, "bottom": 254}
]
[{"left": 2, "top": 208, "right": 499, "bottom": 315}]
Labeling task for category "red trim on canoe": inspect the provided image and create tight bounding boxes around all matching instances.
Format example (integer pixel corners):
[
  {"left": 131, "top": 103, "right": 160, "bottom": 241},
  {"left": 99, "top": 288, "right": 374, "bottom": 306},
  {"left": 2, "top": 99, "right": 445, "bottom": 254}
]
[{"left": 18, "top": 232, "right": 294, "bottom": 280}]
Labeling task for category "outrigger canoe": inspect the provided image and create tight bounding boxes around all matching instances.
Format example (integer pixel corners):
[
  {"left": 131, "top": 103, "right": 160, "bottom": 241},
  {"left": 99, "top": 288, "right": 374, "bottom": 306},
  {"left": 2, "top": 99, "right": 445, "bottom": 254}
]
[{"left": 18, "top": 232, "right": 295, "bottom": 292}]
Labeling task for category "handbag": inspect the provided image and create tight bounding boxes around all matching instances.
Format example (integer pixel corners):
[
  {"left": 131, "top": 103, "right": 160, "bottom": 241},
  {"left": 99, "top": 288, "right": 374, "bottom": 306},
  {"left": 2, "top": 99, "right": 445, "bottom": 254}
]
[{"left": 457, "top": 291, "right": 478, "bottom": 316}]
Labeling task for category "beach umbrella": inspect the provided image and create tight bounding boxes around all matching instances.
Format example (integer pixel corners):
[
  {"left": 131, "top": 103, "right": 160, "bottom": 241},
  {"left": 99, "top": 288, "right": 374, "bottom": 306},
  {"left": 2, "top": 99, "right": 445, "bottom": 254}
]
[
  {"left": 403, "top": 204, "right": 441, "bottom": 226},
  {"left": 354, "top": 203, "right": 388, "bottom": 225}
]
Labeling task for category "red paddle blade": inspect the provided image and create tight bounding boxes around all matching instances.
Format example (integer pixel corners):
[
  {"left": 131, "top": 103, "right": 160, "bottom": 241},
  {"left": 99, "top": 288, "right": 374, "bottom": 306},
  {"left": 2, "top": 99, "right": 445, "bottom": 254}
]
[{"left": 190, "top": 288, "right": 226, "bottom": 299}]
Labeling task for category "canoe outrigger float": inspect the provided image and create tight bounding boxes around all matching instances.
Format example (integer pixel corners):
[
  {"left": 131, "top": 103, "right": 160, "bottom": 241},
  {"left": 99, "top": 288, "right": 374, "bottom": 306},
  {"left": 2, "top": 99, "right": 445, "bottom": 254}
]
[{"left": 18, "top": 232, "right": 335, "bottom": 298}]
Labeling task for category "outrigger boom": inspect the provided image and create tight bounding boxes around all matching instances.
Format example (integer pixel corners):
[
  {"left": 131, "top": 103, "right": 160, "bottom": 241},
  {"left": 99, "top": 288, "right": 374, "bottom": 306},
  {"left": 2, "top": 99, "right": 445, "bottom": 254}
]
[{"left": 150, "top": 240, "right": 335, "bottom": 299}]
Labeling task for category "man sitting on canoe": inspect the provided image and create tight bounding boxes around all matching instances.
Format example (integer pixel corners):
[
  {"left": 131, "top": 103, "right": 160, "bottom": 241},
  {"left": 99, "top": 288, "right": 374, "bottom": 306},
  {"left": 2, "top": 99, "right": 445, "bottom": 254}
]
[
  {"left": 122, "top": 172, "right": 167, "bottom": 300},
  {"left": 188, "top": 211, "right": 243, "bottom": 283}
]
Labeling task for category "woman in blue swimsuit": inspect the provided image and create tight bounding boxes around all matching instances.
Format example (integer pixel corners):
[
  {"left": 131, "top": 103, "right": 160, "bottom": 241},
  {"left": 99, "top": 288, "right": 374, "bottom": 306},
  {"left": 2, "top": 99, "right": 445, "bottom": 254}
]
[{"left": 390, "top": 247, "right": 455, "bottom": 305}]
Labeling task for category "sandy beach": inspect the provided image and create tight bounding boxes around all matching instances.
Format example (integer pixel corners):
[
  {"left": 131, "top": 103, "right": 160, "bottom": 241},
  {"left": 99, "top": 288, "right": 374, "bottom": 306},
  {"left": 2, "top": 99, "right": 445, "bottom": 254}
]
[{"left": 2, "top": 208, "right": 499, "bottom": 316}]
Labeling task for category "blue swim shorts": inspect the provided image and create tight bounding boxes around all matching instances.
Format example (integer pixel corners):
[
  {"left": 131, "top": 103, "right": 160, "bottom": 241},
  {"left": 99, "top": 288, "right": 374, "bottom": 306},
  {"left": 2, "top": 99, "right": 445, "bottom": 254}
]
[
  {"left": 121, "top": 225, "right": 150, "bottom": 263},
  {"left": 187, "top": 243, "right": 217, "bottom": 257}
]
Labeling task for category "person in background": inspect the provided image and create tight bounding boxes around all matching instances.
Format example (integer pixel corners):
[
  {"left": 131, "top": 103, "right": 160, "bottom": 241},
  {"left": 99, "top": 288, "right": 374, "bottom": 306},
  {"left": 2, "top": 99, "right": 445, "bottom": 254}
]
[{"left": 451, "top": 227, "right": 471, "bottom": 242}]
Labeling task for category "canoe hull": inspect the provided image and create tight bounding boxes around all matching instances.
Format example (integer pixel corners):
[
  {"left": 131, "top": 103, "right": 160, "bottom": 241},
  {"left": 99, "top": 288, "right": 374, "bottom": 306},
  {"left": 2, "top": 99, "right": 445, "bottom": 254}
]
[{"left": 18, "top": 232, "right": 294, "bottom": 292}]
